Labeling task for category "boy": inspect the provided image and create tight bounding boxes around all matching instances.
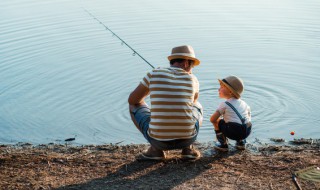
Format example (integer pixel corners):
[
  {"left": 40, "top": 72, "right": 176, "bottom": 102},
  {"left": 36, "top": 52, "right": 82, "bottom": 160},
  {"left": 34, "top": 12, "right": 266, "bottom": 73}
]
[{"left": 210, "top": 76, "right": 252, "bottom": 151}]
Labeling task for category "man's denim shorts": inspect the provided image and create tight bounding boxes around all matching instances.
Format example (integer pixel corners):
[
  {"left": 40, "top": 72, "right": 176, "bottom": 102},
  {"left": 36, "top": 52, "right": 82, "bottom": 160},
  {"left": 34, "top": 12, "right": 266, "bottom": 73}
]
[{"left": 131, "top": 103, "right": 203, "bottom": 150}]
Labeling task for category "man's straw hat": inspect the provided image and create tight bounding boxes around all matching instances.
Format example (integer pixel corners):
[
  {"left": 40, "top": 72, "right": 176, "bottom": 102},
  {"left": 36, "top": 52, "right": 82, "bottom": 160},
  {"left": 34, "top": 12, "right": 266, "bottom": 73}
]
[
  {"left": 218, "top": 76, "right": 244, "bottom": 99},
  {"left": 168, "top": 45, "right": 200, "bottom": 66}
]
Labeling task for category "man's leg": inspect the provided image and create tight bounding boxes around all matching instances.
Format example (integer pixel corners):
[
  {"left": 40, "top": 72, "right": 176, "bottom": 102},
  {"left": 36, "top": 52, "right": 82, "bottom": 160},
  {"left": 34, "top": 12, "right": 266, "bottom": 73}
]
[
  {"left": 129, "top": 103, "right": 166, "bottom": 160},
  {"left": 129, "top": 103, "right": 147, "bottom": 133},
  {"left": 181, "top": 103, "right": 203, "bottom": 159},
  {"left": 193, "top": 101, "right": 203, "bottom": 126},
  {"left": 129, "top": 102, "right": 153, "bottom": 145}
]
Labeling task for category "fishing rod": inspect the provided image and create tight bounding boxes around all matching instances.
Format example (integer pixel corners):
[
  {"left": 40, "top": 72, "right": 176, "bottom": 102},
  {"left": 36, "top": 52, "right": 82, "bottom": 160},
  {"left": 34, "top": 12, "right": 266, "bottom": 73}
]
[{"left": 83, "top": 8, "right": 155, "bottom": 69}]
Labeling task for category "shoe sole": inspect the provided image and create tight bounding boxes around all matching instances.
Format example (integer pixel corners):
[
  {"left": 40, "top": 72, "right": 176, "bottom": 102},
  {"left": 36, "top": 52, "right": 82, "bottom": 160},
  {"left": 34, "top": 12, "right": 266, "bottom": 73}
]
[
  {"left": 236, "top": 146, "right": 245, "bottom": 150},
  {"left": 181, "top": 155, "right": 200, "bottom": 160},
  {"left": 136, "top": 153, "right": 166, "bottom": 161},
  {"left": 214, "top": 146, "right": 229, "bottom": 152}
]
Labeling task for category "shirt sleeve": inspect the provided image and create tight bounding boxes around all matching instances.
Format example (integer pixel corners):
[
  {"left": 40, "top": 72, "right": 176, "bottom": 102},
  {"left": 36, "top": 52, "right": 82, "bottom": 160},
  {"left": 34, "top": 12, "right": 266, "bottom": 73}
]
[
  {"left": 192, "top": 74, "right": 199, "bottom": 93},
  {"left": 216, "top": 102, "right": 227, "bottom": 115},
  {"left": 140, "top": 71, "right": 152, "bottom": 88}
]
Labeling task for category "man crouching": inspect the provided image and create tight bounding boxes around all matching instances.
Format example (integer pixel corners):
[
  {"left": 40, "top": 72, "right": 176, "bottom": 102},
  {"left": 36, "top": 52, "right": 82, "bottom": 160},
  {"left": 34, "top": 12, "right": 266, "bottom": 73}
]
[{"left": 128, "top": 45, "right": 203, "bottom": 160}]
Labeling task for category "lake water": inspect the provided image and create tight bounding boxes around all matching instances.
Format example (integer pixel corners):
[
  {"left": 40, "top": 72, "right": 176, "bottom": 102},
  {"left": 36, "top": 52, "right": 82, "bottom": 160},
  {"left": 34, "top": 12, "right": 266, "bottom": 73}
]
[{"left": 1, "top": 0, "right": 319, "bottom": 145}]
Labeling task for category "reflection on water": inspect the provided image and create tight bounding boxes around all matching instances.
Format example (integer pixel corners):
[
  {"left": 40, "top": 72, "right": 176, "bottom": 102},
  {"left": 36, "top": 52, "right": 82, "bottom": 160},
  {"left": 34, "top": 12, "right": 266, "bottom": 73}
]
[{"left": 1, "top": 0, "right": 319, "bottom": 145}]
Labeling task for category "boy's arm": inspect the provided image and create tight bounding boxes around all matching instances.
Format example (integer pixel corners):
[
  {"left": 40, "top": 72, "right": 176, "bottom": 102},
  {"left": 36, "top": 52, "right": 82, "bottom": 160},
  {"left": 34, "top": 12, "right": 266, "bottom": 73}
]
[{"left": 210, "top": 111, "right": 221, "bottom": 131}]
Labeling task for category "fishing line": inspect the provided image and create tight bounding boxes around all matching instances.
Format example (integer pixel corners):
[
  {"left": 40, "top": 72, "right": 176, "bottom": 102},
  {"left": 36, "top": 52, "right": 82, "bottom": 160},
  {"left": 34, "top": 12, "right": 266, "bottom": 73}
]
[{"left": 83, "top": 8, "right": 155, "bottom": 69}]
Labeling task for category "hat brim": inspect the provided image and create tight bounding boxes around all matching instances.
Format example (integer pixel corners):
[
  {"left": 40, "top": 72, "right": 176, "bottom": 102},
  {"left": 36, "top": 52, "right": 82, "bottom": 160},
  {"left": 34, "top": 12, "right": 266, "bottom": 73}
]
[
  {"left": 218, "top": 79, "right": 241, "bottom": 99},
  {"left": 168, "top": 55, "right": 200, "bottom": 66}
]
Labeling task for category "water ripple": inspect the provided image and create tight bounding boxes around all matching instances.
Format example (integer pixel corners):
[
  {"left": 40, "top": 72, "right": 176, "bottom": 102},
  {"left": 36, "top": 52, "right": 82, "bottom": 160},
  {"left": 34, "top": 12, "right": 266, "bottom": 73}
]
[{"left": 1, "top": 0, "right": 319, "bottom": 144}]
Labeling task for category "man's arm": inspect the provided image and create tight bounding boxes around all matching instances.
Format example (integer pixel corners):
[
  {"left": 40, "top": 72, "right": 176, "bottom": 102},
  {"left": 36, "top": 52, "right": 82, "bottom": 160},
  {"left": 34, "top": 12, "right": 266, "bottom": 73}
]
[
  {"left": 128, "top": 83, "right": 150, "bottom": 105},
  {"left": 128, "top": 83, "right": 150, "bottom": 132}
]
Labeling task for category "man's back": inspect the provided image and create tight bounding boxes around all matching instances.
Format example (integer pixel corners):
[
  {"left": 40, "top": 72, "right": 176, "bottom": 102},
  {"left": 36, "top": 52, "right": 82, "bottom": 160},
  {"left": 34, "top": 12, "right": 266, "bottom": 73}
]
[{"left": 141, "top": 67, "right": 199, "bottom": 140}]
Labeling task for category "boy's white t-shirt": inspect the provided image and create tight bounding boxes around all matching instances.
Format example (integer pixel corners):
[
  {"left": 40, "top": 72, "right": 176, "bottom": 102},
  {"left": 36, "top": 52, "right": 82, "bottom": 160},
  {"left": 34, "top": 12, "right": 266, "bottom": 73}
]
[{"left": 216, "top": 98, "right": 251, "bottom": 124}]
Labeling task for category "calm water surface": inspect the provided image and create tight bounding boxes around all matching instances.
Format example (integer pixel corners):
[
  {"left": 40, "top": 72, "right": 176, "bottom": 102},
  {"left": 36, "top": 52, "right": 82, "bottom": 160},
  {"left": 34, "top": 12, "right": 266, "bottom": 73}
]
[{"left": 1, "top": 0, "right": 319, "bottom": 145}]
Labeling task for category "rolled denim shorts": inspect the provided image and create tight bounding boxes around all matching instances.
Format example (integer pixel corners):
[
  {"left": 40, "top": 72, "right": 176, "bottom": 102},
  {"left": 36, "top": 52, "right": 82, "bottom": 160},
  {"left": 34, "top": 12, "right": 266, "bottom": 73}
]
[{"left": 131, "top": 103, "right": 203, "bottom": 150}]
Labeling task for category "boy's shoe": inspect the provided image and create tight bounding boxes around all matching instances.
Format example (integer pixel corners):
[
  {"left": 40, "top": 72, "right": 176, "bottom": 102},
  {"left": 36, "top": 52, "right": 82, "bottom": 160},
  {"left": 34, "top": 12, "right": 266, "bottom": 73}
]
[
  {"left": 214, "top": 142, "right": 229, "bottom": 152},
  {"left": 181, "top": 145, "right": 201, "bottom": 160},
  {"left": 236, "top": 140, "right": 246, "bottom": 150},
  {"left": 137, "top": 146, "right": 166, "bottom": 161}
]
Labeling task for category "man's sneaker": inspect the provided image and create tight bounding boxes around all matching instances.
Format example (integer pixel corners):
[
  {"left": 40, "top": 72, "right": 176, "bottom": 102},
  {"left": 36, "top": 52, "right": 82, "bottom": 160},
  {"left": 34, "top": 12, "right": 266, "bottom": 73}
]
[
  {"left": 236, "top": 140, "right": 246, "bottom": 150},
  {"left": 137, "top": 146, "right": 166, "bottom": 161},
  {"left": 181, "top": 145, "right": 201, "bottom": 160},
  {"left": 214, "top": 142, "right": 229, "bottom": 152}
]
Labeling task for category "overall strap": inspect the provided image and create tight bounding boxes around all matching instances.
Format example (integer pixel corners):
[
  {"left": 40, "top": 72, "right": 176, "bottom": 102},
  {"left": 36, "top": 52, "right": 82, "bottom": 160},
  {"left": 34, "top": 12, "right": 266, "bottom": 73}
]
[{"left": 225, "top": 101, "right": 245, "bottom": 124}]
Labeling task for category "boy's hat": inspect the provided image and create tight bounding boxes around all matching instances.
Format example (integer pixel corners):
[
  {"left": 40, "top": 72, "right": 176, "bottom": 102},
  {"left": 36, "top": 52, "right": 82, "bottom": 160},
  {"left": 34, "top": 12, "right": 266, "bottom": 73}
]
[
  {"left": 218, "top": 76, "right": 244, "bottom": 99},
  {"left": 168, "top": 45, "right": 200, "bottom": 66}
]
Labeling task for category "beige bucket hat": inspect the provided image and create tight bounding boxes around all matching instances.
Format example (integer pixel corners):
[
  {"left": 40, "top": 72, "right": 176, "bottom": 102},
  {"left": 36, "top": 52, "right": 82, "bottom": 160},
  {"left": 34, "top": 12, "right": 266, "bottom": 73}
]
[
  {"left": 167, "top": 45, "right": 200, "bottom": 66},
  {"left": 218, "top": 76, "right": 244, "bottom": 99}
]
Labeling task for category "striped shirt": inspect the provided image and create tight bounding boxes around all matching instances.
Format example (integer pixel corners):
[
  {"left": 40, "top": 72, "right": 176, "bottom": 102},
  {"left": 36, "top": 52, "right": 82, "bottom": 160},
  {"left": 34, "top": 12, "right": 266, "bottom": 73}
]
[{"left": 141, "top": 67, "right": 199, "bottom": 141}]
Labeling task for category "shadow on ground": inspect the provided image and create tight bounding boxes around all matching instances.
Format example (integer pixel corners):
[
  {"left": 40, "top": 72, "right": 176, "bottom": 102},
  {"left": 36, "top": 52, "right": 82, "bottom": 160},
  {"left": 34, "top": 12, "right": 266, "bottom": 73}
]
[{"left": 56, "top": 152, "right": 235, "bottom": 190}]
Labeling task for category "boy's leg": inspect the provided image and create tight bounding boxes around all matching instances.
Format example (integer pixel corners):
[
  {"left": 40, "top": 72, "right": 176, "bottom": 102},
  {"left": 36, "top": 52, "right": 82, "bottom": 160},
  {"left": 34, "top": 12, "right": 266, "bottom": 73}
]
[
  {"left": 236, "top": 123, "right": 252, "bottom": 150},
  {"left": 214, "top": 120, "right": 228, "bottom": 151},
  {"left": 235, "top": 139, "right": 246, "bottom": 150}
]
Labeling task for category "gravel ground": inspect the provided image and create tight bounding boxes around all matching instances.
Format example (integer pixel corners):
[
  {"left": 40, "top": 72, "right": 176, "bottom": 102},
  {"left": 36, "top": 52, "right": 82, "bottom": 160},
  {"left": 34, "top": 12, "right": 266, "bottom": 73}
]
[{"left": 0, "top": 139, "right": 319, "bottom": 190}]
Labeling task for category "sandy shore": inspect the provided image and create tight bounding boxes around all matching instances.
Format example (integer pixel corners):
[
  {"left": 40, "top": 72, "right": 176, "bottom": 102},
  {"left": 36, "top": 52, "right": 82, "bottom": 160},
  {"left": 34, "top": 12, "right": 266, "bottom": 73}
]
[{"left": 0, "top": 139, "right": 319, "bottom": 190}]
